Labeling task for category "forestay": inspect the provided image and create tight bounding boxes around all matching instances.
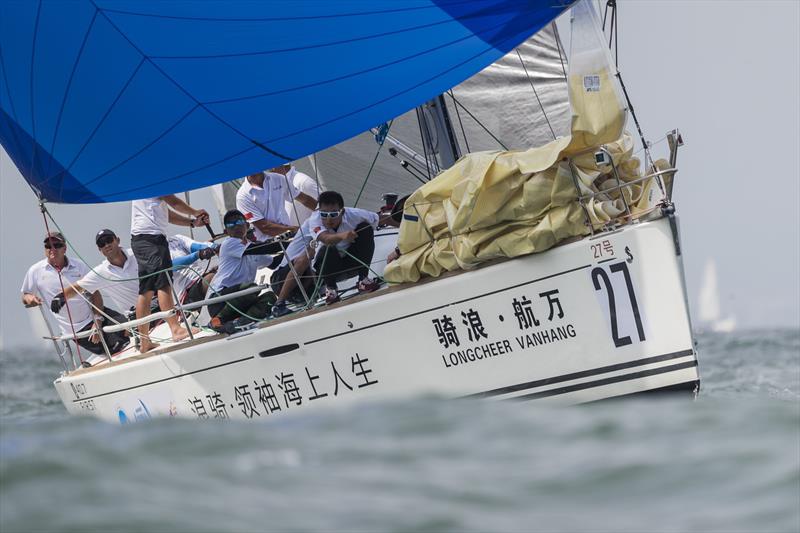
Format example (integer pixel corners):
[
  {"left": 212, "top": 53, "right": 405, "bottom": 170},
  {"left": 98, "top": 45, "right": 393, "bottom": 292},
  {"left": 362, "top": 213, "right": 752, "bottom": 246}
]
[{"left": 0, "top": 0, "right": 575, "bottom": 204}]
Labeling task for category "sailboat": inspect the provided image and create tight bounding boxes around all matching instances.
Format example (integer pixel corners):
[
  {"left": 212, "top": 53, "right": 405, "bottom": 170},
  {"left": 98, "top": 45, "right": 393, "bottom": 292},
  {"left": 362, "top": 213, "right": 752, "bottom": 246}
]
[
  {"left": 1, "top": 0, "right": 699, "bottom": 422},
  {"left": 697, "top": 258, "right": 736, "bottom": 333}
]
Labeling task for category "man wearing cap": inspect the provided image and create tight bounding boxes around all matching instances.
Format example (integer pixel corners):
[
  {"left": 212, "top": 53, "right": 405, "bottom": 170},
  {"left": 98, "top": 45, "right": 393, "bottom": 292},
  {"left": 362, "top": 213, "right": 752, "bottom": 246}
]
[
  {"left": 131, "top": 194, "right": 209, "bottom": 352},
  {"left": 21, "top": 232, "right": 128, "bottom": 357},
  {"left": 236, "top": 164, "right": 318, "bottom": 241},
  {"left": 54, "top": 229, "right": 140, "bottom": 316}
]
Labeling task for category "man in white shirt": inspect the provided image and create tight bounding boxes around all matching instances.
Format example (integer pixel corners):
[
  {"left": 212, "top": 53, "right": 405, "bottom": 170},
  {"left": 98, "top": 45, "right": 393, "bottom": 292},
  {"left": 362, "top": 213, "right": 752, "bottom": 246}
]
[
  {"left": 22, "top": 232, "right": 128, "bottom": 357},
  {"left": 167, "top": 234, "right": 217, "bottom": 304},
  {"left": 206, "top": 210, "right": 281, "bottom": 333},
  {"left": 130, "top": 195, "right": 209, "bottom": 352},
  {"left": 236, "top": 164, "right": 317, "bottom": 241},
  {"left": 283, "top": 165, "right": 320, "bottom": 226},
  {"left": 57, "top": 229, "right": 139, "bottom": 314},
  {"left": 271, "top": 190, "right": 380, "bottom": 316}
]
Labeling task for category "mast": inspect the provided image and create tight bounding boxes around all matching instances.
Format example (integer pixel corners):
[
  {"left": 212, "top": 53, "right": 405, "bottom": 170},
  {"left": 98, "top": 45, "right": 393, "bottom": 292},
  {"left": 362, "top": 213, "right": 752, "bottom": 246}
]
[{"left": 419, "top": 95, "right": 462, "bottom": 174}]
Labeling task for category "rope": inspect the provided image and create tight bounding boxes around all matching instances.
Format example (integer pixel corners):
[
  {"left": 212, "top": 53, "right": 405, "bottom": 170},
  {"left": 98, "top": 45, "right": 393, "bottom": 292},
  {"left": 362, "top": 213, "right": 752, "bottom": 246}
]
[
  {"left": 354, "top": 119, "right": 393, "bottom": 207},
  {"left": 39, "top": 203, "right": 85, "bottom": 364}
]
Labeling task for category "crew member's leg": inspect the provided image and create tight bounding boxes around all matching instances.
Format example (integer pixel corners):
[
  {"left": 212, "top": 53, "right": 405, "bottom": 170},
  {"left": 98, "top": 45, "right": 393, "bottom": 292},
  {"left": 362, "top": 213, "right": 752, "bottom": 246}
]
[
  {"left": 341, "top": 222, "right": 375, "bottom": 281},
  {"left": 132, "top": 235, "right": 161, "bottom": 353}
]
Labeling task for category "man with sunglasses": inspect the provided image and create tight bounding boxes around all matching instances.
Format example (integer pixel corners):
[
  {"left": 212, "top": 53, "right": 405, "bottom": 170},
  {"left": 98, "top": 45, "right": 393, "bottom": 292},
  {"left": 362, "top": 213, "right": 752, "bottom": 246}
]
[
  {"left": 21, "top": 232, "right": 127, "bottom": 358},
  {"left": 206, "top": 210, "right": 283, "bottom": 333},
  {"left": 271, "top": 190, "right": 380, "bottom": 316},
  {"left": 236, "top": 165, "right": 317, "bottom": 241}
]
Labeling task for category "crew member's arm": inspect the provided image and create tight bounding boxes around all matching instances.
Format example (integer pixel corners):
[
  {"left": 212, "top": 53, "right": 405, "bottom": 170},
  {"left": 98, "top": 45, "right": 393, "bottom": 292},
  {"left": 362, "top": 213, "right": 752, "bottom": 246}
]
[
  {"left": 161, "top": 194, "right": 210, "bottom": 226},
  {"left": 316, "top": 229, "right": 357, "bottom": 246},
  {"left": 88, "top": 290, "right": 105, "bottom": 344},
  {"left": 295, "top": 191, "right": 317, "bottom": 211},
  {"left": 252, "top": 219, "right": 297, "bottom": 237},
  {"left": 50, "top": 282, "right": 85, "bottom": 313},
  {"left": 21, "top": 293, "right": 43, "bottom": 307}
]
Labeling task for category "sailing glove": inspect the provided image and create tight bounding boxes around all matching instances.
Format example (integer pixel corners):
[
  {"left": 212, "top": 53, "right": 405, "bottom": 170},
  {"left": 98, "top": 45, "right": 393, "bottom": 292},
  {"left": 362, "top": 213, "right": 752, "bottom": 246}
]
[
  {"left": 198, "top": 247, "right": 215, "bottom": 260},
  {"left": 51, "top": 292, "right": 66, "bottom": 314}
]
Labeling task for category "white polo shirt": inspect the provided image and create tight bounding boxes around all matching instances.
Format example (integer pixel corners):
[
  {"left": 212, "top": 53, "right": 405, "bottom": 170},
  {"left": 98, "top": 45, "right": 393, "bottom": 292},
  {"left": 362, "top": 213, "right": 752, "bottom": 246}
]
[
  {"left": 236, "top": 171, "right": 300, "bottom": 240},
  {"left": 284, "top": 168, "right": 319, "bottom": 226},
  {"left": 77, "top": 248, "right": 139, "bottom": 313},
  {"left": 21, "top": 257, "right": 93, "bottom": 334},
  {"left": 282, "top": 207, "right": 379, "bottom": 264},
  {"left": 168, "top": 234, "right": 210, "bottom": 299},
  {"left": 131, "top": 197, "right": 168, "bottom": 236},
  {"left": 209, "top": 237, "right": 274, "bottom": 293}
]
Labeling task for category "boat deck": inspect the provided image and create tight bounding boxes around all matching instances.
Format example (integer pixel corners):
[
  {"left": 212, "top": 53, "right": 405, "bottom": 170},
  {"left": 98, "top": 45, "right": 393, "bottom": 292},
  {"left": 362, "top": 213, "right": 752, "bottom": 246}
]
[{"left": 66, "top": 232, "right": 591, "bottom": 378}]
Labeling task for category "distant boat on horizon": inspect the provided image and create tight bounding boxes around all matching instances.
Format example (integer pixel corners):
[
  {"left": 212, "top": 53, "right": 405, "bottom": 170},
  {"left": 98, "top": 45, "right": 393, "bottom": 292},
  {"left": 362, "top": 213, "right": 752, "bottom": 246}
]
[{"left": 698, "top": 258, "right": 736, "bottom": 333}]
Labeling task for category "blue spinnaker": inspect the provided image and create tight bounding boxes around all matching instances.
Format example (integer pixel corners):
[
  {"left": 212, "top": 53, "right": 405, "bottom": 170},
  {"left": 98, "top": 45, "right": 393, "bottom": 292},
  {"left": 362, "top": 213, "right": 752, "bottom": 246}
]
[{"left": 0, "top": 0, "right": 573, "bottom": 204}]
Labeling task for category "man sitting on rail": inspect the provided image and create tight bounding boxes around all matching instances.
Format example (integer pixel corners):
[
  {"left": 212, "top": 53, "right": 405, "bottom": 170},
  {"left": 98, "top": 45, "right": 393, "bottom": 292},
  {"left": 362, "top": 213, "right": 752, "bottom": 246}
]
[
  {"left": 22, "top": 232, "right": 128, "bottom": 359},
  {"left": 206, "top": 210, "right": 282, "bottom": 334},
  {"left": 270, "top": 190, "right": 380, "bottom": 316}
]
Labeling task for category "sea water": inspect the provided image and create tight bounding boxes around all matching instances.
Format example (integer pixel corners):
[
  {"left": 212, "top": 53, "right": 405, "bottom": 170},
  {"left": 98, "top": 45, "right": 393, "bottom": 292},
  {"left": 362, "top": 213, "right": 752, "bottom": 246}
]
[{"left": 1, "top": 330, "right": 798, "bottom": 532}]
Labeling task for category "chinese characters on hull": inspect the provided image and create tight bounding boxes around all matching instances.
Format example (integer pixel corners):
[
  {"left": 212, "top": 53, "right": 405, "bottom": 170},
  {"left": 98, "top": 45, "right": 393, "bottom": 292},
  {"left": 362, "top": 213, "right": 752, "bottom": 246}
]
[
  {"left": 187, "top": 353, "right": 379, "bottom": 419},
  {"left": 433, "top": 289, "right": 576, "bottom": 369}
]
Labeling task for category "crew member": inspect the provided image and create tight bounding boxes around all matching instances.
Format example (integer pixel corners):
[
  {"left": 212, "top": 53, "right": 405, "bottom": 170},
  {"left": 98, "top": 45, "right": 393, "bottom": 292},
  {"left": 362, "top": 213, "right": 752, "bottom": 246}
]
[
  {"left": 207, "top": 210, "right": 282, "bottom": 333},
  {"left": 167, "top": 234, "right": 217, "bottom": 304},
  {"left": 236, "top": 164, "right": 317, "bottom": 240},
  {"left": 130, "top": 195, "right": 209, "bottom": 352},
  {"left": 21, "top": 232, "right": 128, "bottom": 358},
  {"left": 283, "top": 164, "right": 320, "bottom": 226},
  {"left": 272, "top": 190, "right": 380, "bottom": 313}
]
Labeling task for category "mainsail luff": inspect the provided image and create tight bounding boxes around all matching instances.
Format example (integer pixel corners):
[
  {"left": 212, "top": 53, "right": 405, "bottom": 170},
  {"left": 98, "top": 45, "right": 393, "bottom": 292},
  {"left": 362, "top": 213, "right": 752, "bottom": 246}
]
[{"left": 0, "top": 0, "right": 576, "bottom": 204}]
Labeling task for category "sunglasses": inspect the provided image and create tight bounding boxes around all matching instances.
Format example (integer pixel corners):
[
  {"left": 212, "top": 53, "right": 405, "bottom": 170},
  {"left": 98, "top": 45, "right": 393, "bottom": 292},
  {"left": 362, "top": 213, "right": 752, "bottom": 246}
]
[
  {"left": 225, "top": 219, "right": 246, "bottom": 228},
  {"left": 44, "top": 242, "right": 65, "bottom": 250},
  {"left": 96, "top": 236, "right": 115, "bottom": 248},
  {"left": 319, "top": 210, "right": 342, "bottom": 219}
]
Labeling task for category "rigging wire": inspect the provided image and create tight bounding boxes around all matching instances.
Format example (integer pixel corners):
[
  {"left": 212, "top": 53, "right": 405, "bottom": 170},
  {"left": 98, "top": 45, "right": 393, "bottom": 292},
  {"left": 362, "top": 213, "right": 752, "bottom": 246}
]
[
  {"left": 447, "top": 89, "right": 471, "bottom": 153},
  {"left": 354, "top": 119, "right": 393, "bottom": 207},
  {"left": 447, "top": 92, "right": 508, "bottom": 150},
  {"left": 515, "top": 48, "right": 556, "bottom": 141},
  {"left": 38, "top": 202, "right": 85, "bottom": 364}
]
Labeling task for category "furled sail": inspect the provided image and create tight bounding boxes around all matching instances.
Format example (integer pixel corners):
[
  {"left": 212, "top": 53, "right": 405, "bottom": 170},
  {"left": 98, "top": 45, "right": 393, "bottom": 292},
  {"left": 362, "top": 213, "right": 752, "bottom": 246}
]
[{"left": 0, "top": 0, "right": 575, "bottom": 204}]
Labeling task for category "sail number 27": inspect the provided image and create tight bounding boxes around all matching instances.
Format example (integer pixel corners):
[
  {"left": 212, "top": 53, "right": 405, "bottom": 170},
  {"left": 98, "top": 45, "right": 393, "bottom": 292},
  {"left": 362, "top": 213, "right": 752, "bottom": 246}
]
[{"left": 591, "top": 261, "right": 646, "bottom": 347}]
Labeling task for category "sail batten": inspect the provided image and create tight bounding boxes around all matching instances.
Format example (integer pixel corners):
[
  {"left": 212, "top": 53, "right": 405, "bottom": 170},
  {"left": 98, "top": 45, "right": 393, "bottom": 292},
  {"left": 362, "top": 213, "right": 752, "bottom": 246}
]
[{"left": 0, "top": 0, "right": 574, "bottom": 204}]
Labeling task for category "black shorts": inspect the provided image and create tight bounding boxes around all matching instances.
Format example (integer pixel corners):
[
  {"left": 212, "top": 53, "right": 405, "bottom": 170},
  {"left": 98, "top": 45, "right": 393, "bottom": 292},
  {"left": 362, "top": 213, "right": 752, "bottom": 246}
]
[{"left": 131, "top": 234, "right": 173, "bottom": 294}]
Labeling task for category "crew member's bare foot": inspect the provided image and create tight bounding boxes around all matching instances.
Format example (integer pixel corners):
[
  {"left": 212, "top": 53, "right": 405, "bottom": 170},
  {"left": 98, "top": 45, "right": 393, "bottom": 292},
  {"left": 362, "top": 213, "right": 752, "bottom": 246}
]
[
  {"left": 139, "top": 339, "right": 160, "bottom": 353},
  {"left": 171, "top": 326, "right": 200, "bottom": 342}
]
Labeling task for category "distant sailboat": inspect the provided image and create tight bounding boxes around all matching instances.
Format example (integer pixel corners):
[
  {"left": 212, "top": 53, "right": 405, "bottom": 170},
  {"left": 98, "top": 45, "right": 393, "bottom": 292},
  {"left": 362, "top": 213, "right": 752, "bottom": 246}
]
[{"left": 698, "top": 259, "right": 736, "bottom": 333}]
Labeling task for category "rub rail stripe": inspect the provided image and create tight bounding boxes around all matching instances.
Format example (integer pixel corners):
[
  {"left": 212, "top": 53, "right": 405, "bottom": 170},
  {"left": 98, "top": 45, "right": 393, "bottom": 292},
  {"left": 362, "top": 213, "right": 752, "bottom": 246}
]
[
  {"left": 464, "top": 349, "right": 695, "bottom": 399},
  {"left": 513, "top": 360, "right": 699, "bottom": 401},
  {"left": 306, "top": 263, "right": 592, "bottom": 345},
  {"left": 70, "top": 355, "right": 255, "bottom": 402}
]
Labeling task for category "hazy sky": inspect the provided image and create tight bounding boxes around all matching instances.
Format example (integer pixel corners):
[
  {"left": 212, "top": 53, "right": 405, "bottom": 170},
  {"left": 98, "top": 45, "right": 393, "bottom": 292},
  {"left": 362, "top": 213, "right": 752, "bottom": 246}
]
[{"left": 1, "top": 1, "right": 798, "bottom": 351}]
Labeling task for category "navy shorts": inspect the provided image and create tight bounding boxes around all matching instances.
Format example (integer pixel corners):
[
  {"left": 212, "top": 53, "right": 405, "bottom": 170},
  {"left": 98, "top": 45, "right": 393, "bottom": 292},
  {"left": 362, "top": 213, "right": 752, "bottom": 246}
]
[{"left": 131, "top": 234, "right": 173, "bottom": 294}]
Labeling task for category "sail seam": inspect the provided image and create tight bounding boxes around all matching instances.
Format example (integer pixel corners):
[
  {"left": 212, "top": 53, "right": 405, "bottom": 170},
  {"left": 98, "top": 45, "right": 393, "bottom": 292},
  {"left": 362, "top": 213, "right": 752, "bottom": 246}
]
[
  {"left": 100, "top": 0, "right": 489, "bottom": 23},
  {"left": 43, "top": 9, "right": 100, "bottom": 182}
]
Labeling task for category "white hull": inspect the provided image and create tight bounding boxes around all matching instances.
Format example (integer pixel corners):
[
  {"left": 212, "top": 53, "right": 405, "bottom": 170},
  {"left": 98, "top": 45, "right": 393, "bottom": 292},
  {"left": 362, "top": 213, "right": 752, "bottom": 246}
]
[{"left": 55, "top": 216, "right": 699, "bottom": 423}]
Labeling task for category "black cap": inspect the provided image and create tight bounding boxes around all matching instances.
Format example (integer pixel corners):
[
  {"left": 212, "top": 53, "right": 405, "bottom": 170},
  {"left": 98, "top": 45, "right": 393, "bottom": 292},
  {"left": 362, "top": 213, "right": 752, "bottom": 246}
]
[
  {"left": 43, "top": 231, "right": 65, "bottom": 244},
  {"left": 95, "top": 229, "right": 116, "bottom": 246}
]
